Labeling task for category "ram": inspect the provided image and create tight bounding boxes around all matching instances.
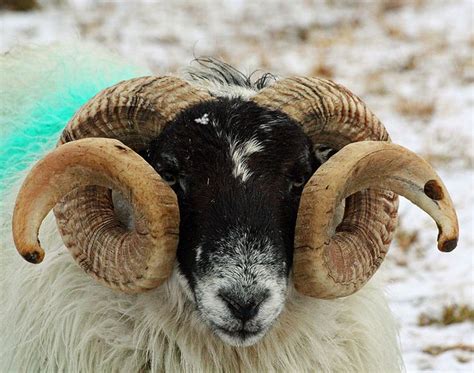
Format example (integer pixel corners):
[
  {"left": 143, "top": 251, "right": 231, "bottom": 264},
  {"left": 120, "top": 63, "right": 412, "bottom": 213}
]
[{"left": 0, "top": 57, "right": 459, "bottom": 372}]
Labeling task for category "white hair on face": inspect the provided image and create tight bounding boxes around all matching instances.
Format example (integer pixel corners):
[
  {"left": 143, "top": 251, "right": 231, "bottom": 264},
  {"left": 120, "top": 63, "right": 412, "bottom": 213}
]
[
  {"left": 194, "top": 113, "right": 209, "bottom": 125},
  {"left": 195, "top": 245, "right": 203, "bottom": 263},
  {"left": 229, "top": 137, "right": 264, "bottom": 182},
  {"left": 259, "top": 123, "right": 273, "bottom": 132},
  {"left": 258, "top": 118, "right": 283, "bottom": 134},
  {"left": 192, "top": 229, "right": 287, "bottom": 347}
]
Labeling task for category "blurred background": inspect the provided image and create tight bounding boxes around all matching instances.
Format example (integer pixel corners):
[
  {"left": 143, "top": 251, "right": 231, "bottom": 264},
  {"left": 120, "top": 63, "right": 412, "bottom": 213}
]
[{"left": 1, "top": 0, "right": 473, "bottom": 371}]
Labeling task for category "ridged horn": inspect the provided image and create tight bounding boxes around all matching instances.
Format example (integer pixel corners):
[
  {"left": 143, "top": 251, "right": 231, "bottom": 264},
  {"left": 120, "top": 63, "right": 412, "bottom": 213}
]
[
  {"left": 13, "top": 138, "right": 179, "bottom": 293},
  {"left": 14, "top": 76, "right": 211, "bottom": 293},
  {"left": 295, "top": 141, "right": 459, "bottom": 298}
]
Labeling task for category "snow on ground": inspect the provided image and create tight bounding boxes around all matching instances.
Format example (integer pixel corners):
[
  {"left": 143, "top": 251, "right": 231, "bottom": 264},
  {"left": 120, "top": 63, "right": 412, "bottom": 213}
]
[{"left": 1, "top": 0, "right": 473, "bottom": 371}]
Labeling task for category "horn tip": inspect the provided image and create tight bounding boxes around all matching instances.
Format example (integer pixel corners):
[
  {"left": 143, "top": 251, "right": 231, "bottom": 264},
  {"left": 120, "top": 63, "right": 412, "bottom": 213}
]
[
  {"left": 20, "top": 247, "right": 44, "bottom": 264},
  {"left": 438, "top": 237, "right": 458, "bottom": 253}
]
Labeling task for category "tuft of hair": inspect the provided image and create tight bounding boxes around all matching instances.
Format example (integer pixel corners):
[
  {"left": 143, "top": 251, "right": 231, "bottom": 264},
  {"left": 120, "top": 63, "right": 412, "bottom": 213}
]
[{"left": 182, "top": 57, "right": 277, "bottom": 99}]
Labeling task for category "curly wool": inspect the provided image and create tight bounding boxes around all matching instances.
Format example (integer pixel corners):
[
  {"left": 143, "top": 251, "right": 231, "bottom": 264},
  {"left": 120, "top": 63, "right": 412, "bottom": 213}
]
[{"left": 0, "top": 43, "right": 403, "bottom": 372}]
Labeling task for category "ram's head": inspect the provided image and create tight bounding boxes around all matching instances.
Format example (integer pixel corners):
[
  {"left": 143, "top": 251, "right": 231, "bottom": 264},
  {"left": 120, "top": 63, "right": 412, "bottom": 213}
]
[{"left": 12, "top": 75, "right": 458, "bottom": 346}]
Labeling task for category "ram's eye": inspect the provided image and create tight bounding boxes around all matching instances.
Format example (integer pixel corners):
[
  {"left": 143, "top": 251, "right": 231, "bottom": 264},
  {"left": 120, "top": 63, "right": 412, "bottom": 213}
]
[
  {"left": 291, "top": 178, "right": 305, "bottom": 188},
  {"left": 160, "top": 171, "right": 177, "bottom": 186},
  {"left": 287, "top": 175, "right": 307, "bottom": 192},
  {"left": 290, "top": 177, "right": 306, "bottom": 189}
]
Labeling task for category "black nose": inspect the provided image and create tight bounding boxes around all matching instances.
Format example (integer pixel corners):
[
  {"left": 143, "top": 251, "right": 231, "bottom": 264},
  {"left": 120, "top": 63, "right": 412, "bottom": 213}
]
[{"left": 219, "top": 290, "right": 269, "bottom": 322}]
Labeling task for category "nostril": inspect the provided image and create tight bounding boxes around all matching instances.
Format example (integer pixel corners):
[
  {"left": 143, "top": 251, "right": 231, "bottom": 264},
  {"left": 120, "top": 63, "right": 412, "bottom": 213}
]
[
  {"left": 218, "top": 290, "right": 269, "bottom": 322},
  {"left": 222, "top": 296, "right": 258, "bottom": 322}
]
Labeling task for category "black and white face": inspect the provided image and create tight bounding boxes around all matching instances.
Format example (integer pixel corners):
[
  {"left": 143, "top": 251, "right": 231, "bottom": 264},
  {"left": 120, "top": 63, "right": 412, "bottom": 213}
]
[{"left": 145, "top": 98, "right": 317, "bottom": 347}]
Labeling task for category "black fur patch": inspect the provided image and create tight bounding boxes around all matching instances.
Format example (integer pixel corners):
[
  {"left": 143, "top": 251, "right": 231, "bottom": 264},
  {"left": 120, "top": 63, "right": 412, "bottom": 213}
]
[{"left": 144, "top": 98, "right": 317, "bottom": 289}]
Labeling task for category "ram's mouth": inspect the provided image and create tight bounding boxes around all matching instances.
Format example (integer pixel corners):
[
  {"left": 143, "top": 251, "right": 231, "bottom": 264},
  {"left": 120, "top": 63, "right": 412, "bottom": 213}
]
[{"left": 213, "top": 324, "right": 266, "bottom": 347}]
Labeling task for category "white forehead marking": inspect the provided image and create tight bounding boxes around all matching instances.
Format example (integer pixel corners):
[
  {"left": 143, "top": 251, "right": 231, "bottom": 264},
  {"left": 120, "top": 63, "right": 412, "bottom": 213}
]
[
  {"left": 259, "top": 122, "right": 276, "bottom": 133},
  {"left": 194, "top": 113, "right": 209, "bottom": 125},
  {"left": 229, "top": 137, "right": 264, "bottom": 182},
  {"left": 195, "top": 245, "right": 203, "bottom": 262}
]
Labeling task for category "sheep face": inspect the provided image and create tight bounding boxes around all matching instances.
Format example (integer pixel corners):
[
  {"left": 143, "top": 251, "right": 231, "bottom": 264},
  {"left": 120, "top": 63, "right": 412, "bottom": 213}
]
[{"left": 146, "top": 98, "right": 317, "bottom": 346}]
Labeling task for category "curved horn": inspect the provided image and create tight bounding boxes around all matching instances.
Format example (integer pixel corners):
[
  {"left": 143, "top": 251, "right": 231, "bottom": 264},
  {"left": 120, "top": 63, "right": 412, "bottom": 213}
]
[
  {"left": 17, "top": 76, "right": 211, "bottom": 293},
  {"left": 252, "top": 77, "right": 397, "bottom": 297},
  {"left": 58, "top": 76, "right": 210, "bottom": 147},
  {"left": 13, "top": 138, "right": 179, "bottom": 293},
  {"left": 252, "top": 77, "right": 389, "bottom": 148},
  {"left": 294, "top": 141, "right": 459, "bottom": 298}
]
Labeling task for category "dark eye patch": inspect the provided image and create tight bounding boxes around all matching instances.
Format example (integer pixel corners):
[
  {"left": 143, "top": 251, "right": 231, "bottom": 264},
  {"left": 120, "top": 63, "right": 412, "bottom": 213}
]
[
  {"left": 159, "top": 170, "right": 178, "bottom": 186},
  {"left": 140, "top": 141, "right": 182, "bottom": 188}
]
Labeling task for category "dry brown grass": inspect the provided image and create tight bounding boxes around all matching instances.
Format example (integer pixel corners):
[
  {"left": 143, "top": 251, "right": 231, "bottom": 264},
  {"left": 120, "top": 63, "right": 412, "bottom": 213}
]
[
  {"left": 0, "top": 0, "right": 38, "bottom": 11},
  {"left": 378, "top": 0, "right": 426, "bottom": 13},
  {"left": 383, "top": 24, "right": 410, "bottom": 41},
  {"left": 453, "top": 54, "right": 474, "bottom": 84},
  {"left": 395, "top": 228, "right": 419, "bottom": 253},
  {"left": 364, "top": 71, "right": 389, "bottom": 95},
  {"left": 423, "top": 344, "right": 474, "bottom": 356},
  {"left": 395, "top": 97, "right": 435, "bottom": 120},
  {"left": 421, "top": 151, "right": 473, "bottom": 169},
  {"left": 399, "top": 55, "right": 418, "bottom": 72},
  {"left": 456, "top": 354, "right": 472, "bottom": 363},
  {"left": 311, "top": 60, "right": 334, "bottom": 79},
  {"left": 418, "top": 304, "right": 474, "bottom": 327}
]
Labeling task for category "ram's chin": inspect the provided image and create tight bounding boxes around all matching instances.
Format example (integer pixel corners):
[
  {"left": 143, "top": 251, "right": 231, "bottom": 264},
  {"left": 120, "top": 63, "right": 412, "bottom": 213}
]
[{"left": 214, "top": 327, "right": 267, "bottom": 347}]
